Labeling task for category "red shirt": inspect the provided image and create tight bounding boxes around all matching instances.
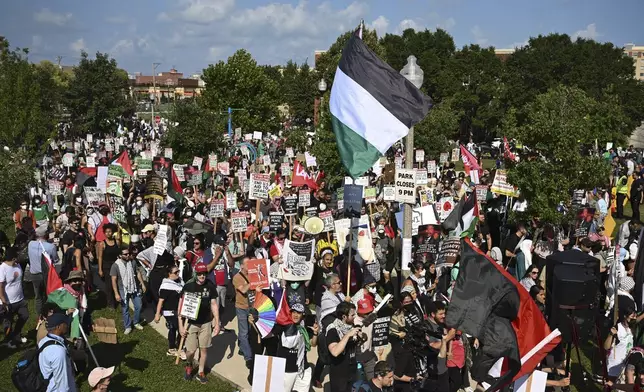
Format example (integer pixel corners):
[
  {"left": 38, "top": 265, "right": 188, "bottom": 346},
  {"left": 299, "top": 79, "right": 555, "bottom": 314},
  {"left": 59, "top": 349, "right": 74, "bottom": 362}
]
[
  {"left": 186, "top": 249, "right": 204, "bottom": 268},
  {"left": 269, "top": 239, "right": 285, "bottom": 259},
  {"left": 447, "top": 335, "right": 465, "bottom": 368}
]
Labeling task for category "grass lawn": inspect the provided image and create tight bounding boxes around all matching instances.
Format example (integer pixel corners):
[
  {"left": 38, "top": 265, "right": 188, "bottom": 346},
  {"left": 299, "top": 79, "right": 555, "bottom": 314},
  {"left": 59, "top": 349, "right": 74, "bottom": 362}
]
[{"left": 0, "top": 291, "right": 234, "bottom": 392}]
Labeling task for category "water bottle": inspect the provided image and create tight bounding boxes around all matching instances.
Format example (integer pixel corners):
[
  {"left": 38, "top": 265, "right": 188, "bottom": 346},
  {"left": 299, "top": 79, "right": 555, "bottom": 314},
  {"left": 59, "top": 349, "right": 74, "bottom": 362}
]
[{"left": 356, "top": 362, "right": 365, "bottom": 381}]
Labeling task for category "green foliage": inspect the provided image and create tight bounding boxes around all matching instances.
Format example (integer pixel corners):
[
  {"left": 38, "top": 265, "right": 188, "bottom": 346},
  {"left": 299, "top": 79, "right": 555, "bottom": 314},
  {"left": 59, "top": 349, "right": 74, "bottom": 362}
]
[
  {"left": 283, "top": 126, "right": 309, "bottom": 154},
  {"left": 0, "top": 39, "right": 57, "bottom": 153},
  {"left": 414, "top": 98, "right": 462, "bottom": 159},
  {"left": 163, "top": 99, "right": 227, "bottom": 163},
  {"left": 0, "top": 151, "right": 36, "bottom": 235},
  {"left": 504, "top": 34, "right": 644, "bottom": 138},
  {"left": 65, "top": 51, "right": 135, "bottom": 137},
  {"left": 503, "top": 85, "right": 611, "bottom": 223},
  {"left": 281, "top": 61, "right": 317, "bottom": 126},
  {"left": 310, "top": 103, "right": 347, "bottom": 189},
  {"left": 201, "top": 49, "right": 281, "bottom": 134}
]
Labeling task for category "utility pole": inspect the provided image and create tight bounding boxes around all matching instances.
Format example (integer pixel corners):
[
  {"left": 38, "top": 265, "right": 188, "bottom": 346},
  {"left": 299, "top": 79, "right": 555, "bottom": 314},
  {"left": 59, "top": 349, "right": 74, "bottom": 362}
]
[
  {"left": 151, "top": 62, "right": 161, "bottom": 128},
  {"left": 55, "top": 55, "right": 64, "bottom": 69}
]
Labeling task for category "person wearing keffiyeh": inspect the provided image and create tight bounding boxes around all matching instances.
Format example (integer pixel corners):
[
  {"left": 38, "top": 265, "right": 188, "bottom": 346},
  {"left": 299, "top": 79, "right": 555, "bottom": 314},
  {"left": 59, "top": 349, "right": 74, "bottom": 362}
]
[{"left": 277, "top": 303, "right": 319, "bottom": 392}]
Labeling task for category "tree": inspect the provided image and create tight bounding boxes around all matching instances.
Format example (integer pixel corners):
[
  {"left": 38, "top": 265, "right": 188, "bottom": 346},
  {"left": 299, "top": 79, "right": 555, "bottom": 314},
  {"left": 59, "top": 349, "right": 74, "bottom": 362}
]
[
  {"left": 503, "top": 85, "right": 612, "bottom": 223},
  {"left": 201, "top": 50, "right": 281, "bottom": 135},
  {"left": 0, "top": 39, "right": 57, "bottom": 153},
  {"left": 281, "top": 61, "right": 317, "bottom": 126},
  {"left": 0, "top": 150, "right": 36, "bottom": 236},
  {"left": 504, "top": 34, "right": 644, "bottom": 138},
  {"left": 163, "top": 98, "right": 227, "bottom": 164},
  {"left": 283, "top": 126, "right": 309, "bottom": 154},
  {"left": 414, "top": 98, "right": 462, "bottom": 159},
  {"left": 65, "top": 51, "right": 135, "bottom": 137}
]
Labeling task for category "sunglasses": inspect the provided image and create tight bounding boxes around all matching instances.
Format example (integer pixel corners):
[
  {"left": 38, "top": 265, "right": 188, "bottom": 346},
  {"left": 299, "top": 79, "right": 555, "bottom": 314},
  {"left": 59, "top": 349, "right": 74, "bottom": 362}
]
[
  {"left": 170, "top": 270, "right": 179, "bottom": 274},
  {"left": 194, "top": 242, "right": 200, "bottom": 245},
  {"left": 531, "top": 271, "right": 539, "bottom": 275}
]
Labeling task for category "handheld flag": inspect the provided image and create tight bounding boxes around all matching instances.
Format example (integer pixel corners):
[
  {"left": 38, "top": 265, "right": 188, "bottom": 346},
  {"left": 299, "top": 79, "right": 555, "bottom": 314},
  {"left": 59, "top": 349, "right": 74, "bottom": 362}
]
[
  {"left": 42, "top": 251, "right": 63, "bottom": 295},
  {"left": 329, "top": 34, "right": 432, "bottom": 178},
  {"left": 291, "top": 160, "right": 319, "bottom": 190},
  {"left": 504, "top": 137, "right": 516, "bottom": 161},
  {"left": 442, "top": 191, "right": 478, "bottom": 238},
  {"left": 276, "top": 291, "right": 293, "bottom": 326},
  {"left": 110, "top": 150, "right": 134, "bottom": 177}
]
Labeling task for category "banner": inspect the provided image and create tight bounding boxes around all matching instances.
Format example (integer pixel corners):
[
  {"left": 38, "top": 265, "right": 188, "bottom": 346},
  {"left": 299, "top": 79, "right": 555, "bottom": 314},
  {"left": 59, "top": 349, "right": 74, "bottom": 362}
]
[{"left": 490, "top": 169, "right": 520, "bottom": 197}]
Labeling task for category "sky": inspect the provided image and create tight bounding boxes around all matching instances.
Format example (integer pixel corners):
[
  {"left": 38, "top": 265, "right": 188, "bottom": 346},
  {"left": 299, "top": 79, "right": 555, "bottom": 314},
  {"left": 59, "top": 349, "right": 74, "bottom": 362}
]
[{"left": 2, "top": 0, "right": 643, "bottom": 76}]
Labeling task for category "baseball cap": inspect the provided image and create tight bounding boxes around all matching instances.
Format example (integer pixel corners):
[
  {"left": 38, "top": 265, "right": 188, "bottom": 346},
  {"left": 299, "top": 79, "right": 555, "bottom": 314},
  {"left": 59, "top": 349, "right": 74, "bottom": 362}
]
[
  {"left": 357, "top": 298, "right": 374, "bottom": 315},
  {"left": 141, "top": 224, "right": 156, "bottom": 233},
  {"left": 194, "top": 263, "right": 208, "bottom": 274},
  {"left": 290, "top": 303, "right": 305, "bottom": 313},
  {"left": 88, "top": 366, "right": 115, "bottom": 388},
  {"left": 47, "top": 313, "right": 71, "bottom": 329}
]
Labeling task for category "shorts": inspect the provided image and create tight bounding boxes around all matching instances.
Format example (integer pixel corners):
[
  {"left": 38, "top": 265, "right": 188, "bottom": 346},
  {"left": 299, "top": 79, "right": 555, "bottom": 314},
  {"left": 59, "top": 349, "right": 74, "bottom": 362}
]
[
  {"left": 185, "top": 322, "right": 213, "bottom": 352},
  {"left": 284, "top": 367, "right": 312, "bottom": 392}
]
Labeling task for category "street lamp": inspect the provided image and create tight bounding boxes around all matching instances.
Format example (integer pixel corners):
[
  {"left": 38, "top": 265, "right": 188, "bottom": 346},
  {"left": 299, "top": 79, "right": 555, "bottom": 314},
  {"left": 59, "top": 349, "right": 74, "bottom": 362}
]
[
  {"left": 316, "top": 79, "right": 327, "bottom": 126},
  {"left": 400, "top": 55, "right": 423, "bottom": 275}
]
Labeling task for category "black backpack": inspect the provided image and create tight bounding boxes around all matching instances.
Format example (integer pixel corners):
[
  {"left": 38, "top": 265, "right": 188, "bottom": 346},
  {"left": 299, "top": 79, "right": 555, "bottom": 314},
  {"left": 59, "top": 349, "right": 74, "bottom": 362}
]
[{"left": 12, "top": 340, "right": 64, "bottom": 392}]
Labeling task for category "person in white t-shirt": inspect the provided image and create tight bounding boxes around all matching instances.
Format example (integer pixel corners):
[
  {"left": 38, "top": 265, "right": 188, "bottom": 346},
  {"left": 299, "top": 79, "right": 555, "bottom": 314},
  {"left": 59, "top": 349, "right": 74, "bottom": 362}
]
[
  {"left": 605, "top": 299, "right": 637, "bottom": 380},
  {"left": 0, "top": 247, "right": 29, "bottom": 348}
]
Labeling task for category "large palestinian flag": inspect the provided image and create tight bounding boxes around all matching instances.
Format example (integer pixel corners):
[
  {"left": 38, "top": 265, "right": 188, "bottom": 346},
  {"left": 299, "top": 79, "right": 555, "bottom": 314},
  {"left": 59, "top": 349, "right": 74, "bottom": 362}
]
[
  {"left": 329, "top": 35, "right": 432, "bottom": 178},
  {"left": 446, "top": 238, "right": 561, "bottom": 390}
]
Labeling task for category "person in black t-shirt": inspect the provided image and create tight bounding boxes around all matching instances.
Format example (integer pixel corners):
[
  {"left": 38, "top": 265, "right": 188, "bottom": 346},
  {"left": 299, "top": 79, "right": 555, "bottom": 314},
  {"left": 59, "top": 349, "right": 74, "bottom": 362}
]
[
  {"left": 358, "top": 361, "right": 394, "bottom": 392},
  {"left": 326, "top": 301, "right": 361, "bottom": 392},
  {"left": 179, "top": 263, "right": 220, "bottom": 384},
  {"left": 155, "top": 265, "right": 184, "bottom": 356},
  {"left": 631, "top": 172, "right": 644, "bottom": 221},
  {"left": 502, "top": 223, "right": 526, "bottom": 277}
]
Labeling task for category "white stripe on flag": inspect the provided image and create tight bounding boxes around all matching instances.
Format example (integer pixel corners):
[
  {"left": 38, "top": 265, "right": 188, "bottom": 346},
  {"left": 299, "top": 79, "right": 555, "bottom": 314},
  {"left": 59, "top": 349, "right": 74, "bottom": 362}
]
[{"left": 330, "top": 67, "right": 409, "bottom": 155}]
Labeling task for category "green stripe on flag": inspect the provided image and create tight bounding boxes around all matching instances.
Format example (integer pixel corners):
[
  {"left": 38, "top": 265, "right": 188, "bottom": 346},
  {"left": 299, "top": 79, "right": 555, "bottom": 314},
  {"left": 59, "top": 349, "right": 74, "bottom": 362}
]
[{"left": 330, "top": 113, "right": 382, "bottom": 178}]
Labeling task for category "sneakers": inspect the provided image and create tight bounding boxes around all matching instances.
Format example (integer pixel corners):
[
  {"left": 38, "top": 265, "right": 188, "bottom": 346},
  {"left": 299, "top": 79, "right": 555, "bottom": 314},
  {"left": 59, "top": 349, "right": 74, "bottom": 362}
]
[
  {"left": 167, "top": 349, "right": 178, "bottom": 356},
  {"left": 124, "top": 327, "right": 132, "bottom": 335},
  {"left": 180, "top": 349, "right": 187, "bottom": 360},
  {"left": 184, "top": 366, "right": 193, "bottom": 381},
  {"left": 195, "top": 372, "right": 208, "bottom": 384},
  {"left": 20, "top": 336, "right": 27, "bottom": 344},
  {"left": 134, "top": 323, "right": 144, "bottom": 331}
]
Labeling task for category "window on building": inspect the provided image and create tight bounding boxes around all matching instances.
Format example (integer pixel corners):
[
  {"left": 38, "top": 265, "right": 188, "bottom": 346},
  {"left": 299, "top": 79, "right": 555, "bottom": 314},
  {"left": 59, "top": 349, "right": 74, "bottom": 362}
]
[{"left": 641, "top": 73, "right": 644, "bottom": 77}]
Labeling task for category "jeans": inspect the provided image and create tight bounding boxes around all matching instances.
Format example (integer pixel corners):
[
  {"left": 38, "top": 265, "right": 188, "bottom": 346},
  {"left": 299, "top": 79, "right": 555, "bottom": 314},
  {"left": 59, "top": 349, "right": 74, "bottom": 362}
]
[
  {"left": 30, "top": 273, "right": 46, "bottom": 316},
  {"left": 236, "top": 307, "right": 253, "bottom": 361},
  {"left": 120, "top": 293, "right": 142, "bottom": 329},
  {"left": 2, "top": 300, "right": 29, "bottom": 343}
]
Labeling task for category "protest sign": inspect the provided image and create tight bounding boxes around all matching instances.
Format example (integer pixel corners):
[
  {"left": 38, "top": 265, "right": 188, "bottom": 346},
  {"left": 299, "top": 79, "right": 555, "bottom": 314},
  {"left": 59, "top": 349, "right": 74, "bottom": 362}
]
[
  {"left": 96, "top": 167, "right": 108, "bottom": 192},
  {"left": 427, "top": 160, "right": 436, "bottom": 174},
  {"left": 395, "top": 156, "right": 403, "bottom": 169},
  {"left": 144, "top": 173, "right": 164, "bottom": 200},
  {"left": 277, "top": 240, "right": 315, "bottom": 281},
  {"left": 247, "top": 259, "right": 270, "bottom": 290},
  {"left": 436, "top": 196, "right": 455, "bottom": 222},
  {"left": 280, "top": 162, "right": 291, "bottom": 177},
  {"left": 234, "top": 127, "right": 242, "bottom": 139},
  {"left": 372, "top": 317, "right": 391, "bottom": 347},
  {"left": 343, "top": 184, "right": 363, "bottom": 215},
  {"left": 184, "top": 167, "right": 202, "bottom": 186},
  {"left": 383, "top": 186, "right": 396, "bottom": 201},
  {"left": 490, "top": 170, "right": 520, "bottom": 197},
  {"left": 354, "top": 176, "right": 369, "bottom": 188},
  {"left": 305, "top": 152, "right": 317, "bottom": 167},
  {"left": 415, "top": 169, "right": 428, "bottom": 185},
  {"left": 253, "top": 131, "right": 263, "bottom": 140},
  {"left": 383, "top": 163, "right": 396, "bottom": 184},
  {"left": 475, "top": 185, "right": 488, "bottom": 204},
  {"left": 364, "top": 187, "right": 377, "bottom": 204},
  {"left": 48, "top": 180, "right": 63, "bottom": 196},
  {"left": 262, "top": 155, "right": 271, "bottom": 166},
  {"left": 179, "top": 292, "right": 202, "bottom": 321},
  {"left": 173, "top": 164, "right": 186, "bottom": 181},
  {"left": 217, "top": 161, "right": 230, "bottom": 175},
  {"left": 152, "top": 157, "right": 172, "bottom": 179},
  {"left": 225, "top": 191, "right": 237, "bottom": 210},
  {"left": 135, "top": 158, "right": 152, "bottom": 170},
  {"left": 269, "top": 212, "right": 284, "bottom": 232},
  {"left": 208, "top": 155, "right": 217, "bottom": 170},
  {"left": 192, "top": 156, "right": 203, "bottom": 168},
  {"left": 107, "top": 194, "right": 127, "bottom": 224},
  {"left": 572, "top": 189, "right": 585, "bottom": 207},
  {"left": 108, "top": 165, "right": 127, "bottom": 179},
  {"left": 86, "top": 134, "right": 93, "bottom": 143},
  {"left": 436, "top": 237, "right": 460, "bottom": 266},
  {"left": 251, "top": 355, "right": 286, "bottom": 392},
  {"left": 415, "top": 149, "right": 425, "bottom": 163},
  {"left": 336, "top": 188, "right": 344, "bottom": 211},
  {"left": 439, "top": 153, "right": 449, "bottom": 164},
  {"left": 319, "top": 211, "right": 334, "bottom": 232},
  {"left": 395, "top": 169, "right": 416, "bottom": 204},
  {"left": 154, "top": 224, "right": 168, "bottom": 255},
  {"left": 209, "top": 199, "right": 225, "bottom": 219},
  {"left": 164, "top": 148, "right": 173, "bottom": 159},
  {"left": 86, "top": 156, "right": 96, "bottom": 168},
  {"left": 231, "top": 212, "right": 248, "bottom": 233},
  {"left": 73, "top": 142, "right": 81, "bottom": 151},
  {"left": 451, "top": 148, "right": 460, "bottom": 162},
  {"left": 84, "top": 187, "right": 104, "bottom": 207},
  {"left": 249, "top": 173, "right": 270, "bottom": 200},
  {"left": 285, "top": 148, "right": 294, "bottom": 158},
  {"left": 62, "top": 153, "right": 74, "bottom": 167},
  {"left": 106, "top": 180, "right": 123, "bottom": 197},
  {"left": 394, "top": 205, "right": 440, "bottom": 236},
  {"left": 334, "top": 215, "right": 374, "bottom": 262},
  {"left": 298, "top": 189, "right": 311, "bottom": 207},
  {"left": 283, "top": 196, "right": 298, "bottom": 216},
  {"left": 268, "top": 186, "right": 282, "bottom": 199}
]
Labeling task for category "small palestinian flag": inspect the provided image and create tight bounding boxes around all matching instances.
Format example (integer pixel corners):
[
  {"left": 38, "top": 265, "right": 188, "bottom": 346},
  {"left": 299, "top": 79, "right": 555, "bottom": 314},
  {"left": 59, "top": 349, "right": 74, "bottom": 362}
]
[
  {"left": 110, "top": 150, "right": 134, "bottom": 177},
  {"left": 329, "top": 34, "right": 432, "bottom": 178},
  {"left": 168, "top": 165, "right": 184, "bottom": 203},
  {"left": 442, "top": 191, "right": 478, "bottom": 238}
]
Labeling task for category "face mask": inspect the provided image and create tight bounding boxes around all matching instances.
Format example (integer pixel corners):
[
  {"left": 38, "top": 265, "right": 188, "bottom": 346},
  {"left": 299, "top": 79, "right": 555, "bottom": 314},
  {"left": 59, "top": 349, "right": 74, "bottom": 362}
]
[
  {"left": 20, "top": 205, "right": 27, "bottom": 210},
  {"left": 34, "top": 199, "right": 40, "bottom": 205},
  {"left": 100, "top": 209, "right": 109, "bottom": 216},
  {"left": 419, "top": 270, "right": 426, "bottom": 277},
  {"left": 290, "top": 282, "right": 300, "bottom": 290},
  {"left": 367, "top": 286, "right": 377, "bottom": 294},
  {"left": 87, "top": 209, "right": 94, "bottom": 215},
  {"left": 136, "top": 200, "right": 143, "bottom": 207}
]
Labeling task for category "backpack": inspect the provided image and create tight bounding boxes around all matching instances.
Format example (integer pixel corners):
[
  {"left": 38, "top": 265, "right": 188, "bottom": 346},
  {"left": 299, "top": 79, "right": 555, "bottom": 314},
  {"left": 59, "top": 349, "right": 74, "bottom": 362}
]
[
  {"left": 351, "top": 380, "right": 372, "bottom": 392},
  {"left": 12, "top": 340, "right": 64, "bottom": 392}
]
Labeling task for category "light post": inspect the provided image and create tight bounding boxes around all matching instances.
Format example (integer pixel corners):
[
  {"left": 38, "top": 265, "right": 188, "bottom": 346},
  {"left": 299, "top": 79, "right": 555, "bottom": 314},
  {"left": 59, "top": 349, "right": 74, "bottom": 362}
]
[
  {"left": 316, "top": 78, "right": 327, "bottom": 126},
  {"left": 151, "top": 62, "right": 161, "bottom": 127},
  {"left": 400, "top": 55, "right": 424, "bottom": 275}
]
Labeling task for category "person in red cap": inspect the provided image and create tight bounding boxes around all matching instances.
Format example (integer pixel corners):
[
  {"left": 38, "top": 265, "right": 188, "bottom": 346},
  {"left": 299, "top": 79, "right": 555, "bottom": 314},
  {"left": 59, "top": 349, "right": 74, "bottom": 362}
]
[
  {"left": 355, "top": 298, "right": 377, "bottom": 380},
  {"left": 179, "top": 262, "right": 220, "bottom": 384}
]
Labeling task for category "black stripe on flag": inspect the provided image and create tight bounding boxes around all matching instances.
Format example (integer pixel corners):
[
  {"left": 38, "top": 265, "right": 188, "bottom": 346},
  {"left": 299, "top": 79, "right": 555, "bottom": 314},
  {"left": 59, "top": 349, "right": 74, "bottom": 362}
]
[{"left": 338, "top": 36, "right": 433, "bottom": 129}]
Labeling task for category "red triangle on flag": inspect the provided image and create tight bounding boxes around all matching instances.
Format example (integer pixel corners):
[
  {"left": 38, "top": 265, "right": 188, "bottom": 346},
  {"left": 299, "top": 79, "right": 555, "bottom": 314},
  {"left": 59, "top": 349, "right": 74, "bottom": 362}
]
[
  {"left": 112, "top": 150, "right": 134, "bottom": 176},
  {"left": 276, "top": 291, "right": 293, "bottom": 326}
]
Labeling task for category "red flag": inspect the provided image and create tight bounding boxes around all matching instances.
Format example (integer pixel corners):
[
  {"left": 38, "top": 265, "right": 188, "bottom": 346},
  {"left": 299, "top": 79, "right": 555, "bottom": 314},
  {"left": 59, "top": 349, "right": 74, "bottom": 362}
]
[
  {"left": 43, "top": 251, "right": 63, "bottom": 295},
  {"left": 460, "top": 144, "right": 481, "bottom": 178},
  {"left": 504, "top": 137, "right": 516, "bottom": 161},
  {"left": 291, "top": 160, "right": 319, "bottom": 190},
  {"left": 111, "top": 150, "right": 134, "bottom": 176},
  {"left": 276, "top": 291, "right": 293, "bottom": 326}
]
